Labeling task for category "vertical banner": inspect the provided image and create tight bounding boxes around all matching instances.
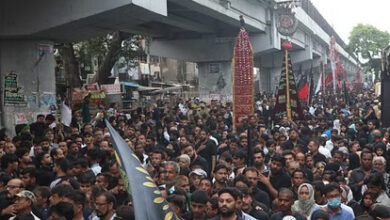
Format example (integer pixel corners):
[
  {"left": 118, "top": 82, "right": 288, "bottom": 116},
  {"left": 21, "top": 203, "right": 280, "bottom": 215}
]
[
  {"left": 308, "top": 63, "right": 315, "bottom": 106},
  {"left": 322, "top": 61, "right": 326, "bottom": 95},
  {"left": 330, "top": 36, "right": 337, "bottom": 93},
  {"left": 356, "top": 67, "right": 361, "bottom": 89},
  {"left": 274, "top": 42, "right": 303, "bottom": 122},
  {"left": 232, "top": 16, "right": 254, "bottom": 128},
  {"left": 315, "top": 61, "right": 324, "bottom": 95}
]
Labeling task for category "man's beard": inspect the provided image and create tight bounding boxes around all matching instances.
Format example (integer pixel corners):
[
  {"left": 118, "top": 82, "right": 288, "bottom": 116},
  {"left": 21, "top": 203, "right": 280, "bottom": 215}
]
[
  {"left": 271, "top": 168, "right": 280, "bottom": 175},
  {"left": 96, "top": 210, "right": 107, "bottom": 218},
  {"left": 242, "top": 204, "right": 250, "bottom": 213},
  {"left": 220, "top": 206, "right": 235, "bottom": 217},
  {"left": 254, "top": 161, "right": 263, "bottom": 167},
  {"left": 216, "top": 177, "right": 227, "bottom": 184}
]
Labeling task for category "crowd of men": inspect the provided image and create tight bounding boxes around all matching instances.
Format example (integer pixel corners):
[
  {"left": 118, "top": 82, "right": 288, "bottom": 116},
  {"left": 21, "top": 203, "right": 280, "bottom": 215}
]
[{"left": 0, "top": 88, "right": 389, "bottom": 220}]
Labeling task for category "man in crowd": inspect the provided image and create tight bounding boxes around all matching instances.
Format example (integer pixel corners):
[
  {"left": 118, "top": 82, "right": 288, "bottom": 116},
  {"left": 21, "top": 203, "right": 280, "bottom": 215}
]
[
  {"left": 0, "top": 87, "right": 385, "bottom": 220},
  {"left": 209, "top": 187, "right": 243, "bottom": 220}
]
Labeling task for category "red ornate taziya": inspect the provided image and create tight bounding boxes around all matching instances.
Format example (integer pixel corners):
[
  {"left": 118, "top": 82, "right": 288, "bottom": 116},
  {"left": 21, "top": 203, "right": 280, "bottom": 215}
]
[{"left": 232, "top": 17, "right": 254, "bottom": 128}]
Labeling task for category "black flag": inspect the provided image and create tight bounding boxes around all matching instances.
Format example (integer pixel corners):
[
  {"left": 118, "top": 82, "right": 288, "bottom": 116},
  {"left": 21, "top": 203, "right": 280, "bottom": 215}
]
[{"left": 105, "top": 120, "right": 178, "bottom": 220}]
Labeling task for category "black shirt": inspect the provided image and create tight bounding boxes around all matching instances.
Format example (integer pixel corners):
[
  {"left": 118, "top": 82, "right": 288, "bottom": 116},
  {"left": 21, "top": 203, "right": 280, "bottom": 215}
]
[
  {"left": 0, "top": 191, "right": 13, "bottom": 220},
  {"left": 253, "top": 187, "right": 271, "bottom": 209},
  {"left": 191, "top": 155, "right": 209, "bottom": 175},
  {"left": 37, "top": 166, "right": 56, "bottom": 187},
  {"left": 195, "top": 140, "right": 217, "bottom": 172},
  {"left": 258, "top": 171, "right": 291, "bottom": 199},
  {"left": 313, "top": 153, "right": 326, "bottom": 164},
  {"left": 270, "top": 172, "right": 291, "bottom": 190},
  {"left": 182, "top": 212, "right": 208, "bottom": 220},
  {"left": 249, "top": 208, "right": 270, "bottom": 220},
  {"left": 208, "top": 214, "right": 244, "bottom": 220},
  {"left": 349, "top": 167, "right": 378, "bottom": 201},
  {"left": 30, "top": 122, "right": 48, "bottom": 137}
]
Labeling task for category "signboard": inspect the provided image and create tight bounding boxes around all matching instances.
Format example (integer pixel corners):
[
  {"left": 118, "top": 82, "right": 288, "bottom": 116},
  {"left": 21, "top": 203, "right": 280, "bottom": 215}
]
[
  {"left": 4, "top": 72, "right": 26, "bottom": 106},
  {"left": 209, "top": 63, "right": 221, "bottom": 74},
  {"left": 101, "top": 84, "right": 121, "bottom": 94},
  {"left": 38, "top": 44, "right": 53, "bottom": 56},
  {"left": 72, "top": 90, "right": 105, "bottom": 107},
  {"left": 140, "top": 63, "right": 150, "bottom": 75},
  {"left": 15, "top": 113, "right": 28, "bottom": 125},
  {"left": 275, "top": 0, "right": 300, "bottom": 36},
  {"left": 83, "top": 83, "right": 99, "bottom": 91},
  {"left": 209, "top": 94, "right": 220, "bottom": 100},
  {"left": 86, "top": 74, "right": 96, "bottom": 85},
  {"left": 150, "top": 64, "right": 160, "bottom": 77},
  {"left": 132, "top": 91, "right": 139, "bottom": 100},
  {"left": 40, "top": 92, "right": 57, "bottom": 111}
]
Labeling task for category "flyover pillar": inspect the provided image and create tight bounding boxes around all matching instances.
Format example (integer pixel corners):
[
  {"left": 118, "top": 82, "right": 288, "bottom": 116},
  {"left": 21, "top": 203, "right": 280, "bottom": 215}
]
[
  {"left": 0, "top": 40, "right": 56, "bottom": 135},
  {"left": 197, "top": 61, "right": 232, "bottom": 101}
]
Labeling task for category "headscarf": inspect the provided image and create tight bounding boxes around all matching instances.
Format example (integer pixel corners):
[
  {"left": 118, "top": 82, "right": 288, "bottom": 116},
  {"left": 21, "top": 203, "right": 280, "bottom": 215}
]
[
  {"left": 292, "top": 183, "right": 318, "bottom": 216},
  {"left": 374, "top": 142, "right": 386, "bottom": 155},
  {"left": 348, "top": 153, "right": 361, "bottom": 171}
]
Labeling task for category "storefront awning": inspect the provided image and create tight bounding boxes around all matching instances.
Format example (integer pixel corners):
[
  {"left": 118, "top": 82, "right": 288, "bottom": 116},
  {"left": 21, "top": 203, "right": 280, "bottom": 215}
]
[
  {"left": 137, "top": 86, "right": 161, "bottom": 91},
  {"left": 149, "top": 86, "right": 182, "bottom": 94},
  {"left": 120, "top": 81, "right": 139, "bottom": 88}
]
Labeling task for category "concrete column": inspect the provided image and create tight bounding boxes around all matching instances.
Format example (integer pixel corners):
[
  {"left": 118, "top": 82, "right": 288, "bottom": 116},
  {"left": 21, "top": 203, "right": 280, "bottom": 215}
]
[
  {"left": 0, "top": 40, "right": 56, "bottom": 135},
  {"left": 197, "top": 61, "right": 232, "bottom": 101}
]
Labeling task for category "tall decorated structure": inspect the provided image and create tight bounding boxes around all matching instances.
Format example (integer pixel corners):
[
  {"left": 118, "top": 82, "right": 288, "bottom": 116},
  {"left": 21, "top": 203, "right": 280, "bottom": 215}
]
[
  {"left": 273, "top": 0, "right": 303, "bottom": 121},
  {"left": 232, "top": 16, "right": 254, "bottom": 128}
]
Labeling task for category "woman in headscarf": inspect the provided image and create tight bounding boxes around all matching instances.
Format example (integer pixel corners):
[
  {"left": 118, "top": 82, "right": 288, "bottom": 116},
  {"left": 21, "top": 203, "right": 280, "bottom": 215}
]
[
  {"left": 292, "top": 183, "right": 319, "bottom": 219},
  {"left": 348, "top": 152, "right": 361, "bottom": 171},
  {"left": 348, "top": 191, "right": 376, "bottom": 217}
]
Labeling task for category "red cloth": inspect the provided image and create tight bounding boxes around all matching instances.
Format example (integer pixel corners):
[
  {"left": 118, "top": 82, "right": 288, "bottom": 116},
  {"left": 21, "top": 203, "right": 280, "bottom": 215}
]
[
  {"left": 325, "top": 72, "right": 333, "bottom": 86},
  {"left": 298, "top": 82, "right": 309, "bottom": 103},
  {"left": 356, "top": 68, "right": 361, "bottom": 87},
  {"left": 336, "top": 51, "right": 341, "bottom": 88}
]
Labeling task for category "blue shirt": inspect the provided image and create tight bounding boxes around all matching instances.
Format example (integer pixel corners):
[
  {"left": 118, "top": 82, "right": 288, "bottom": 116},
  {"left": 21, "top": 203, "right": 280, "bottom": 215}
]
[
  {"left": 310, "top": 205, "right": 354, "bottom": 220},
  {"left": 323, "top": 129, "right": 332, "bottom": 140}
]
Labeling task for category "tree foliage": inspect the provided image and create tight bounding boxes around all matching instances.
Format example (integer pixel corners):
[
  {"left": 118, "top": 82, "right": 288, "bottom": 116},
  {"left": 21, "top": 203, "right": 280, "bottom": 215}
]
[
  {"left": 347, "top": 24, "right": 390, "bottom": 74},
  {"left": 72, "top": 32, "right": 145, "bottom": 84}
]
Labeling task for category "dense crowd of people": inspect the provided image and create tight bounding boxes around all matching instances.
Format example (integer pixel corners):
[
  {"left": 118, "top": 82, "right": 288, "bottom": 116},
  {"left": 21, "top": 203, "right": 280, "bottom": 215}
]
[{"left": 0, "top": 88, "right": 389, "bottom": 220}]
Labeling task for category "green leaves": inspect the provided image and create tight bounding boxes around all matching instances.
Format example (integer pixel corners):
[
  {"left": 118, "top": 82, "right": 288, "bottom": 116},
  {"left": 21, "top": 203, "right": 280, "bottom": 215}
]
[
  {"left": 347, "top": 24, "right": 390, "bottom": 74},
  {"left": 72, "top": 33, "right": 145, "bottom": 76}
]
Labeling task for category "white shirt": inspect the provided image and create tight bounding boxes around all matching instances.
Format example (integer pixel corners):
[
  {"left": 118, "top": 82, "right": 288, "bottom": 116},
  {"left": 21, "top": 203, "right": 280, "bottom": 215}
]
[
  {"left": 241, "top": 211, "right": 257, "bottom": 220},
  {"left": 179, "top": 103, "right": 187, "bottom": 116},
  {"left": 325, "top": 140, "right": 334, "bottom": 152},
  {"left": 50, "top": 178, "right": 63, "bottom": 189},
  {"left": 91, "top": 163, "right": 102, "bottom": 176},
  {"left": 92, "top": 213, "right": 116, "bottom": 220},
  {"left": 319, "top": 145, "right": 332, "bottom": 159},
  {"left": 209, "top": 136, "right": 218, "bottom": 146}
]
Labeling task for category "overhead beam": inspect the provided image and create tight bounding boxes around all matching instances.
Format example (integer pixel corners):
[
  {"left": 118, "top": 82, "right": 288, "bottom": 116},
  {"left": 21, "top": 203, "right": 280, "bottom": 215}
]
[
  {"left": 157, "top": 14, "right": 216, "bottom": 33},
  {"left": 169, "top": 0, "right": 266, "bottom": 32}
]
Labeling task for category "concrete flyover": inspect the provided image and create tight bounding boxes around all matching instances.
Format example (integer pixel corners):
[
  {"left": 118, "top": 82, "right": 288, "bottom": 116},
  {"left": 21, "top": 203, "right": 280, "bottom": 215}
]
[
  {"left": 147, "top": 0, "right": 358, "bottom": 94},
  {"left": 0, "top": 0, "right": 357, "bottom": 132}
]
